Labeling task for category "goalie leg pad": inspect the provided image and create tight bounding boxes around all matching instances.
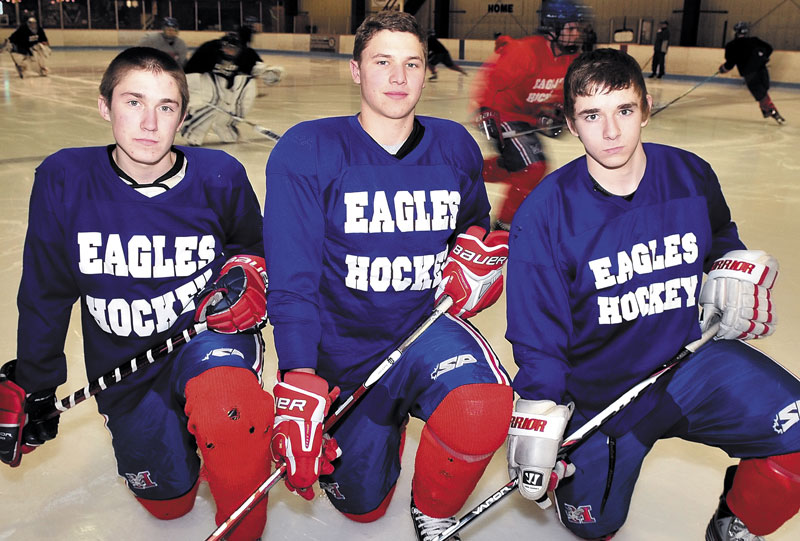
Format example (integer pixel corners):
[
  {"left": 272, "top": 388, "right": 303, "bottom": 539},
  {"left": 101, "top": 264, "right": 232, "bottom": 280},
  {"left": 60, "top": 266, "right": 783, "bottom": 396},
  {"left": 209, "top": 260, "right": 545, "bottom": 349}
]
[
  {"left": 185, "top": 366, "right": 274, "bottom": 541},
  {"left": 727, "top": 452, "right": 800, "bottom": 535},
  {"left": 412, "top": 383, "right": 513, "bottom": 517},
  {"left": 497, "top": 161, "right": 547, "bottom": 224},
  {"left": 135, "top": 479, "right": 200, "bottom": 520},
  {"left": 342, "top": 427, "right": 407, "bottom": 523}
]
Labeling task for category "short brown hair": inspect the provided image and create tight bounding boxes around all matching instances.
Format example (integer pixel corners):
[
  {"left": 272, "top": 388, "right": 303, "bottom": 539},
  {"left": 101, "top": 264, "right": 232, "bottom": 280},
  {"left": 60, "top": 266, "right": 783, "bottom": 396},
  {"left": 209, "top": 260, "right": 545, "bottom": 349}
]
[
  {"left": 353, "top": 11, "right": 427, "bottom": 63},
  {"left": 99, "top": 47, "right": 189, "bottom": 117},
  {"left": 564, "top": 48, "right": 649, "bottom": 121}
]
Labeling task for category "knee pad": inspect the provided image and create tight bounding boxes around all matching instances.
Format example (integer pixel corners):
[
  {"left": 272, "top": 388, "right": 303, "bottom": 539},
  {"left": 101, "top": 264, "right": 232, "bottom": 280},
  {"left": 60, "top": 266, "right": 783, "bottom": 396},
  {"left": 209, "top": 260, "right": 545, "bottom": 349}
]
[
  {"left": 136, "top": 480, "right": 200, "bottom": 520},
  {"left": 185, "top": 366, "right": 274, "bottom": 541},
  {"left": 727, "top": 452, "right": 800, "bottom": 535},
  {"left": 413, "top": 384, "right": 513, "bottom": 516},
  {"left": 341, "top": 425, "right": 408, "bottom": 523},
  {"left": 498, "top": 161, "right": 547, "bottom": 224}
]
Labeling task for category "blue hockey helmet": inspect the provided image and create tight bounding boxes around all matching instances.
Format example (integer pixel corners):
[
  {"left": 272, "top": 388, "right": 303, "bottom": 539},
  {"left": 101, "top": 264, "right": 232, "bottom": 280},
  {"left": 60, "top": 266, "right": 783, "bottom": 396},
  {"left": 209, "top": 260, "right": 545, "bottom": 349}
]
[{"left": 539, "top": 0, "right": 591, "bottom": 53}]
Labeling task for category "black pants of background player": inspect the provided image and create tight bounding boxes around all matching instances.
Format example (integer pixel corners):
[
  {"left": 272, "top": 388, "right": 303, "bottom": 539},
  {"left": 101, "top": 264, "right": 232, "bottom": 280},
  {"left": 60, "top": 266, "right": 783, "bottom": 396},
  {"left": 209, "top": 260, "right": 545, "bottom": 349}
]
[
  {"left": 651, "top": 51, "right": 666, "bottom": 78},
  {"left": 743, "top": 67, "right": 781, "bottom": 118}
]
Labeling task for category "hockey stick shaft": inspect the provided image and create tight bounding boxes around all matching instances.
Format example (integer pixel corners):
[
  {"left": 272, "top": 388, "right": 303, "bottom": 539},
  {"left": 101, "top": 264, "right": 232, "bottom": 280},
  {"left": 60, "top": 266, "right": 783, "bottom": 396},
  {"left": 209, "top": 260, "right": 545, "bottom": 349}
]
[
  {"left": 651, "top": 70, "right": 721, "bottom": 117},
  {"left": 206, "top": 103, "right": 282, "bottom": 142},
  {"left": 42, "top": 322, "right": 208, "bottom": 420},
  {"left": 432, "top": 320, "right": 721, "bottom": 541},
  {"left": 205, "top": 296, "right": 455, "bottom": 541}
]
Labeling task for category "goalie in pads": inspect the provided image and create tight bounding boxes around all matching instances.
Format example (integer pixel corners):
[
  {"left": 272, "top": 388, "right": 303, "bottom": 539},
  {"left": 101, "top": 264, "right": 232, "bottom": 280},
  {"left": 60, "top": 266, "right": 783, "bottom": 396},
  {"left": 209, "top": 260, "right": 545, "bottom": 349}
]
[
  {"left": 7, "top": 16, "right": 51, "bottom": 77},
  {"left": 1, "top": 48, "right": 274, "bottom": 541},
  {"left": 181, "top": 30, "right": 284, "bottom": 146},
  {"left": 505, "top": 48, "right": 800, "bottom": 540}
]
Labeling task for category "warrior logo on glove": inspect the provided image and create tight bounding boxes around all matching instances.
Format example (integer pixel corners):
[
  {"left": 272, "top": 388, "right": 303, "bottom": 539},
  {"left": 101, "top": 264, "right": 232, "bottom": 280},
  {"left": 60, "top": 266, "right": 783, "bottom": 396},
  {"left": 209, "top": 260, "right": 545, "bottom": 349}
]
[{"left": 436, "top": 226, "right": 509, "bottom": 319}]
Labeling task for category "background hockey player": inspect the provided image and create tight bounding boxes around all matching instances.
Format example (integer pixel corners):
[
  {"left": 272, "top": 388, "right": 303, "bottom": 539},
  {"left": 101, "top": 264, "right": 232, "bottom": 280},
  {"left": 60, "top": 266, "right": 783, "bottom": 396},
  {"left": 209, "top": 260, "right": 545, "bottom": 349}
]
[
  {"left": 181, "top": 31, "right": 282, "bottom": 146},
  {"left": 0, "top": 47, "right": 273, "bottom": 541},
  {"left": 505, "top": 48, "right": 800, "bottom": 541},
  {"left": 5, "top": 16, "right": 50, "bottom": 77},
  {"left": 263, "top": 11, "right": 512, "bottom": 541},
  {"left": 427, "top": 30, "right": 467, "bottom": 80},
  {"left": 720, "top": 22, "right": 785, "bottom": 124},
  {"left": 471, "top": 0, "right": 589, "bottom": 231},
  {"left": 138, "top": 17, "right": 188, "bottom": 67}
]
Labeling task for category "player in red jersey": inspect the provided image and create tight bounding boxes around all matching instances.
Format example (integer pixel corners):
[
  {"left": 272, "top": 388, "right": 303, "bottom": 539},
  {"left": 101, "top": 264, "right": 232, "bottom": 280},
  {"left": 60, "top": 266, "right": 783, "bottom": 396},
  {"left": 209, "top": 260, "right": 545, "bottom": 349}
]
[{"left": 472, "top": 0, "right": 590, "bottom": 230}]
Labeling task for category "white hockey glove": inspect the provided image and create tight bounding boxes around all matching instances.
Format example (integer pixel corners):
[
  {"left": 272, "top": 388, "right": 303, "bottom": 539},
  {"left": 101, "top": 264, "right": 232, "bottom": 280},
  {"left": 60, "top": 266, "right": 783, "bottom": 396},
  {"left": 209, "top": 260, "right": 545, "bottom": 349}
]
[
  {"left": 699, "top": 250, "right": 778, "bottom": 340},
  {"left": 252, "top": 63, "right": 285, "bottom": 85},
  {"left": 507, "top": 399, "right": 574, "bottom": 509}
]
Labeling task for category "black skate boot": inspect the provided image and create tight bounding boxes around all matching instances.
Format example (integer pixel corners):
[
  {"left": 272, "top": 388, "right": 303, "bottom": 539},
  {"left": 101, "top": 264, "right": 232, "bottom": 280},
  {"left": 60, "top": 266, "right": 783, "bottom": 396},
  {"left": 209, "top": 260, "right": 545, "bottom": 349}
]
[
  {"left": 705, "top": 466, "right": 765, "bottom": 541},
  {"left": 410, "top": 494, "right": 461, "bottom": 541}
]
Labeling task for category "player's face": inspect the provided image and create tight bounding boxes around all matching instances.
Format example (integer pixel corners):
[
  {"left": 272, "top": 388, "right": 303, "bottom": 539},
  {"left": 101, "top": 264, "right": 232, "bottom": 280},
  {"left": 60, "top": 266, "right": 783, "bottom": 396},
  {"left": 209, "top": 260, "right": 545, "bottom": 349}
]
[
  {"left": 557, "top": 22, "right": 582, "bottom": 51},
  {"left": 163, "top": 27, "right": 178, "bottom": 40},
  {"left": 567, "top": 85, "right": 652, "bottom": 178},
  {"left": 350, "top": 29, "right": 426, "bottom": 126},
  {"left": 98, "top": 68, "right": 185, "bottom": 180}
]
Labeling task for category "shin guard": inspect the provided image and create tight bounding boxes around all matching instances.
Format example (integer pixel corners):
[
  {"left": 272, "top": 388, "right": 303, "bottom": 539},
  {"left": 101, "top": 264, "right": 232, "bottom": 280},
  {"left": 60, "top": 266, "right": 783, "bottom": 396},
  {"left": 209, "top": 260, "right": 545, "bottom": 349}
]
[
  {"left": 727, "top": 453, "right": 800, "bottom": 535},
  {"left": 185, "top": 367, "right": 274, "bottom": 541},
  {"left": 412, "top": 384, "right": 513, "bottom": 517},
  {"left": 136, "top": 480, "right": 200, "bottom": 520},
  {"left": 497, "top": 161, "right": 547, "bottom": 224}
]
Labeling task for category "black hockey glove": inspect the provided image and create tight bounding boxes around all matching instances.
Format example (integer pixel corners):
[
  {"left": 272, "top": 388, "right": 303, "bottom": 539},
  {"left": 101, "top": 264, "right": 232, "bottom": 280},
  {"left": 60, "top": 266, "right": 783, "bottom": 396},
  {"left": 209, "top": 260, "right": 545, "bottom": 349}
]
[
  {"left": 474, "top": 107, "right": 504, "bottom": 149},
  {"left": 0, "top": 360, "right": 58, "bottom": 467},
  {"left": 537, "top": 104, "right": 566, "bottom": 138}
]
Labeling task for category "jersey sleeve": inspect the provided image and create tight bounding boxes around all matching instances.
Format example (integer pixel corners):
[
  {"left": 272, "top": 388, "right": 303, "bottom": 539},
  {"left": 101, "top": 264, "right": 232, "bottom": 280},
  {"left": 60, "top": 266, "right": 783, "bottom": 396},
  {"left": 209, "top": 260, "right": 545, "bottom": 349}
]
[
  {"left": 505, "top": 195, "right": 573, "bottom": 402},
  {"left": 699, "top": 160, "right": 746, "bottom": 270},
  {"left": 452, "top": 129, "right": 491, "bottom": 236},
  {"left": 15, "top": 159, "right": 80, "bottom": 392},
  {"left": 220, "top": 158, "right": 263, "bottom": 258},
  {"left": 476, "top": 41, "right": 527, "bottom": 110},
  {"left": 263, "top": 127, "right": 325, "bottom": 372}
]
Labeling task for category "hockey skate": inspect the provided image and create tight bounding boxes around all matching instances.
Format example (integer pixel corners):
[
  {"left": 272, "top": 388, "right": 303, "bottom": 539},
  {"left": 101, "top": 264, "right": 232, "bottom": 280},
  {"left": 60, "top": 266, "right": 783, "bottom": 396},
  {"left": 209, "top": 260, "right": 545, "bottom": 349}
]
[
  {"left": 410, "top": 495, "right": 461, "bottom": 541},
  {"left": 769, "top": 109, "right": 785, "bottom": 125}
]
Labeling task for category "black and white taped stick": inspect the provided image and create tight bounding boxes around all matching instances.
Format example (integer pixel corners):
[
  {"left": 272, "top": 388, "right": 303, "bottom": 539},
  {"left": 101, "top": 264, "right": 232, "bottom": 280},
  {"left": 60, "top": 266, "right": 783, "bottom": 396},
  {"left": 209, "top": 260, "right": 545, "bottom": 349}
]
[
  {"left": 42, "top": 322, "right": 208, "bottom": 420},
  {"left": 206, "top": 103, "right": 282, "bottom": 142},
  {"left": 205, "top": 296, "right": 455, "bottom": 541},
  {"left": 431, "top": 320, "right": 721, "bottom": 541},
  {"left": 650, "top": 70, "right": 721, "bottom": 117}
]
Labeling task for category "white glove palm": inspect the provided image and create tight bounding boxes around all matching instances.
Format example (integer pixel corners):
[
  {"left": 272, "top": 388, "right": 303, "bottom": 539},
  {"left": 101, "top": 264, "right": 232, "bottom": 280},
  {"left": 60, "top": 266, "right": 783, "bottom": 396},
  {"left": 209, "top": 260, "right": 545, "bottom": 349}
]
[
  {"left": 700, "top": 250, "right": 778, "bottom": 340},
  {"left": 507, "top": 399, "right": 574, "bottom": 509}
]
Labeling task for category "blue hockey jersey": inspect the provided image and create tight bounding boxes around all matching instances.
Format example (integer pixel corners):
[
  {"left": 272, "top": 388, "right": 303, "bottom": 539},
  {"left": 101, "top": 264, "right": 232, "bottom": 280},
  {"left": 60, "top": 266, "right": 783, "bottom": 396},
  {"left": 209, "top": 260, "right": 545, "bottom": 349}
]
[
  {"left": 16, "top": 146, "right": 263, "bottom": 393},
  {"left": 506, "top": 143, "right": 745, "bottom": 418},
  {"left": 264, "top": 115, "right": 490, "bottom": 388}
]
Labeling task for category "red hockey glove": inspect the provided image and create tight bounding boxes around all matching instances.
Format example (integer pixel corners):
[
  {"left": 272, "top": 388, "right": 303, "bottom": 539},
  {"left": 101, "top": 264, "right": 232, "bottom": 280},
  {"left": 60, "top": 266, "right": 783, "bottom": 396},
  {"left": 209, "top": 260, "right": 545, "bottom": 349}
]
[
  {"left": 474, "top": 107, "right": 504, "bottom": 148},
  {"left": 195, "top": 255, "right": 268, "bottom": 334},
  {"left": 0, "top": 360, "right": 59, "bottom": 468},
  {"left": 271, "top": 372, "right": 341, "bottom": 500},
  {"left": 436, "top": 226, "right": 510, "bottom": 318},
  {"left": 699, "top": 250, "right": 778, "bottom": 340}
]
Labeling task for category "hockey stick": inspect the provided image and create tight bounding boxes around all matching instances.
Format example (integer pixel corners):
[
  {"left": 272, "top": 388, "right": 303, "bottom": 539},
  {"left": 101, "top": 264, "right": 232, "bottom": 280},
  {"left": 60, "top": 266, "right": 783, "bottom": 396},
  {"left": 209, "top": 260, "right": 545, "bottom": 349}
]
[
  {"left": 650, "top": 70, "right": 721, "bottom": 117},
  {"left": 40, "top": 322, "right": 208, "bottom": 420},
  {"left": 206, "top": 103, "right": 282, "bottom": 142},
  {"left": 7, "top": 47, "right": 24, "bottom": 79},
  {"left": 205, "top": 295, "right": 455, "bottom": 541},
  {"left": 432, "top": 320, "right": 721, "bottom": 541}
]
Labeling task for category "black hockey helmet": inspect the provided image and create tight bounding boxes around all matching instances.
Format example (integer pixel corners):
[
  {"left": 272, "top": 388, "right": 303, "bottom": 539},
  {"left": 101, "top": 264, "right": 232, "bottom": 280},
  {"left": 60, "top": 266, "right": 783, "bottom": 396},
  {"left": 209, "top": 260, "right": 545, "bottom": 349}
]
[
  {"left": 162, "top": 17, "right": 179, "bottom": 29},
  {"left": 220, "top": 32, "right": 242, "bottom": 49},
  {"left": 733, "top": 21, "right": 750, "bottom": 36},
  {"left": 539, "top": 0, "right": 591, "bottom": 52}
]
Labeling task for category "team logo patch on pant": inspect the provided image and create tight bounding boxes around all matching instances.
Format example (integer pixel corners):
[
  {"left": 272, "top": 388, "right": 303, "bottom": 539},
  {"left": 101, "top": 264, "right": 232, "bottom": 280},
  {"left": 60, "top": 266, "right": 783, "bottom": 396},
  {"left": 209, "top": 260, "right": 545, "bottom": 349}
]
[
  {"left": 430, "top": 354, "right": 477, "bottom": 380},
  {"left": 125, "top": 470, "right": 158, "bottom": 490},
  {"left": 773, "top": 400, "right": 800, "bottom": 434},
  {"left": 202, "top": 348, "right": 244, "bottom": 362},
  {"left": 320, "top": 481, "right": 345, "bottom": 500},
  {"left": 564, "top": 503, "right": 597, "bottom": 524}
]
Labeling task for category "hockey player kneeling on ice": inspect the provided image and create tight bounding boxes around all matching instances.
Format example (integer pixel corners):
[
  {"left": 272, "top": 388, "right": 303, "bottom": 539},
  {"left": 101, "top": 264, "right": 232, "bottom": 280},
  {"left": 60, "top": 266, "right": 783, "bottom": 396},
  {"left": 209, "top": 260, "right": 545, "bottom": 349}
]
[
  {"left": 263, "top": 12, "right": 513, "bottom": 541},
  {"left": 505, "top": 48, "right": 800, "bottom": 541},
  {"left": 7, "top": 16, "right": 51, "bottom": 77},
  {"left": 182, "top": 31, "right": 283, "bottom": 146},
  {"left": 0, "top": 47, "right": 274, "bottom": 541}
]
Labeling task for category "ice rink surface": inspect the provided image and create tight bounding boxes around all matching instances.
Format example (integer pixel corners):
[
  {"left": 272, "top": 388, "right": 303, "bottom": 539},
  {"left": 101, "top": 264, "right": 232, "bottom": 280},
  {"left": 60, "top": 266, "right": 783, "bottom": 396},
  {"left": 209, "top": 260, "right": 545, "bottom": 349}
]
[{"left": 1, "top": 48, "right": 799, "bottom": 540}]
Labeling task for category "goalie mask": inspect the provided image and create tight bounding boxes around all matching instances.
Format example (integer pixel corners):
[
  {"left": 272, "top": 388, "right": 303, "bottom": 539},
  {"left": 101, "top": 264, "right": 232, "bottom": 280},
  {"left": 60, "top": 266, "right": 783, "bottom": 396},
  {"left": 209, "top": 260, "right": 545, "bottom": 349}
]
[{"left": 539, "top": 0, "right": 592, "bottom": 55}]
